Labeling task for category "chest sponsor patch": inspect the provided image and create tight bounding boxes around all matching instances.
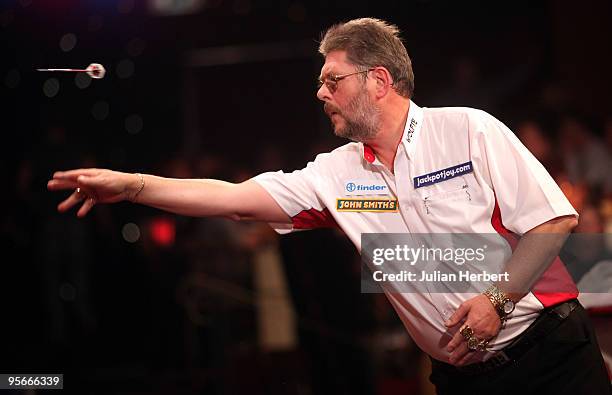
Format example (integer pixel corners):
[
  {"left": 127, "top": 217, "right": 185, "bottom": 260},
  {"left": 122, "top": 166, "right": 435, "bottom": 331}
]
[
  {"left": 336, "top": 198, "right": 398, "bottom": 212},
  {"left": 413, "top": 161, "right": 473, "bottom": 189},
  {"left": 344, "top": 180, "right": 389, "bottom": 196}
]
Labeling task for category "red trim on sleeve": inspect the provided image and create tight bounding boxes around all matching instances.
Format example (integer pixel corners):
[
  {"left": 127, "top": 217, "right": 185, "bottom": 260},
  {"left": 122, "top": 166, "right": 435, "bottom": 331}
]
[
  {"left": 490, "top": 199, "right": 578, "bottom": 308},
  {"left": 292, "top": 208, "right": 338, "bottom": 230}
]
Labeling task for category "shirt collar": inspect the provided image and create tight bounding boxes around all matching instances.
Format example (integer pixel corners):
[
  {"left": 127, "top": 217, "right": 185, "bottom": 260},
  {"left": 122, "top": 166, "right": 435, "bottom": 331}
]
[
  {"left": 361, "top": 143, "right": 379, "bottom": 164},
  {"left": 360, "top": 100, "right": 424, "bottom": 164},
  {"left": 401, "top": 100, "right": 424, "bottom": 160}
]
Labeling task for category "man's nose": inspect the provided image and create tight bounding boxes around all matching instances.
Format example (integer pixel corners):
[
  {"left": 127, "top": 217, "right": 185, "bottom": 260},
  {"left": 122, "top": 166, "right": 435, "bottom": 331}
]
[{"left": 317, "top": 84, "right": 331, "bottom": 102}]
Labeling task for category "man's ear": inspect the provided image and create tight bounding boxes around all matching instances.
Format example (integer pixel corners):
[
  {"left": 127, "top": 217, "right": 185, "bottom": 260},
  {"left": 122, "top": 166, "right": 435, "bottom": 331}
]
[{"left": 371, "top": 67, "right": 393, "bottom": 98}]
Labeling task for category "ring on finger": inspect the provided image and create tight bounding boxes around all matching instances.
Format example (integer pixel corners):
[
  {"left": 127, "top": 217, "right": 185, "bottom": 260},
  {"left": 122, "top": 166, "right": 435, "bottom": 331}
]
[
  {"left": 75, "top": 187, "right": 87, "bottom": 201},
  {"left": 460, "top": 325, "right": 474, "bottom": 340},
  {"left": 476, "top": 338, "right": 490, "bottom": 351},
  {"left": 467, "top": 336, "right": 490, "bottom": 351},
  {"left": 467, "top": 336, "right": 480, "bottom": 351}
]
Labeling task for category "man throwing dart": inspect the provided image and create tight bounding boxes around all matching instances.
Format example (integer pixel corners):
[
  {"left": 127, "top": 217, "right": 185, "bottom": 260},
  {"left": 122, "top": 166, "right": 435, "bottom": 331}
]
[{"left": 48, "top": 18, "right": 612, "bottom": 394}]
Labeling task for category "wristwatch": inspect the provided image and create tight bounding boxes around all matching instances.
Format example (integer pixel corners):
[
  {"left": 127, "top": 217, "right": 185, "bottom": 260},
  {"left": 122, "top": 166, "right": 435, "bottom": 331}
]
[{"left": 483, "top": 285, "right": 515, "bottom": 321}]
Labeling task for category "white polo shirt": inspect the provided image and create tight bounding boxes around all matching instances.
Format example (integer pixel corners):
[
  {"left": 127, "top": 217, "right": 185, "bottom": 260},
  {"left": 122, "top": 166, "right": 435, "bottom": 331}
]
[{"left": 253, "top": 100, "right": 578, "bottom": 363}]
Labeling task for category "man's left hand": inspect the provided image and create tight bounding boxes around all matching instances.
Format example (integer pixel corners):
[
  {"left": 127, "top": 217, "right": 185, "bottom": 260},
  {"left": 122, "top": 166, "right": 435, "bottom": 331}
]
[{"left": 444, "top": 294, "right": 502, "bottom": 366}]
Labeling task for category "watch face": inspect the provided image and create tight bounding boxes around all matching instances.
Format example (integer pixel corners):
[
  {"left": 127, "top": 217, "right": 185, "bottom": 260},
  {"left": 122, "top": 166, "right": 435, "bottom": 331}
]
[{"left": 503, "top": 300, "right": 515, "bottom": 315}]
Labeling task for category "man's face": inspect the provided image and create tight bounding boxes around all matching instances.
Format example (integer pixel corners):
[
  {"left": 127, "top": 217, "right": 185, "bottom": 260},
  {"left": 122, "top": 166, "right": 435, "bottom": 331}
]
[{"left": 317, "top": 51, "right": 380, "bottom": 142}]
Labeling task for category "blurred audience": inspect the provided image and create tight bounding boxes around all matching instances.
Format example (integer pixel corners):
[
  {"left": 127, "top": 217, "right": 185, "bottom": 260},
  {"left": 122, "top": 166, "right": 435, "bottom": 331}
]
[
  {"left": 558, "top": 114, "right": 612, "bottom": 199},
  {"left": 515, "top": 118, "right": 565, "bottom": 179}
]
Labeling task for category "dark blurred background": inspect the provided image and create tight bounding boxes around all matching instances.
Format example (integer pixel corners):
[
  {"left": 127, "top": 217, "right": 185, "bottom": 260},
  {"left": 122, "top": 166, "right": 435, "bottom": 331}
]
[{"left": 1, "top": 0, "right": 612, "bottom": 394}]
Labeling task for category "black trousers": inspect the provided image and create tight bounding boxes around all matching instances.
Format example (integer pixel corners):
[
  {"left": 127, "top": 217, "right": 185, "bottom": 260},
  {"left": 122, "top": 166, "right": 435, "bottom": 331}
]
[{"left": 429, "top": 302, "right": 612, "bottom": 395}]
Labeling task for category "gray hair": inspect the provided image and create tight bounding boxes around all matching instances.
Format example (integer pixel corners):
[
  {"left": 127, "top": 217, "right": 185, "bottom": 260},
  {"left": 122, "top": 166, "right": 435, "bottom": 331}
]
[{"left": 319, "top": 18, "right": 414, "bottom": 98}]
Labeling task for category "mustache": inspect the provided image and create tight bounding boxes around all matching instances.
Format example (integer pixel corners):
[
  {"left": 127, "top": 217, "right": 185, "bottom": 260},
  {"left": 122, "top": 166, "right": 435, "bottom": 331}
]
[{"left": 324, "top": 103, "right": 341, "bottom": 116}]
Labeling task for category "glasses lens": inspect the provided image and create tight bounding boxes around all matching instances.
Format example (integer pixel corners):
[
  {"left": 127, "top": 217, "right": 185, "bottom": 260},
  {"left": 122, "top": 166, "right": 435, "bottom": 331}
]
[
  {"left": 316, "top": 75, "right": 339, "bottom": 93},
  {"left": 326, "top": 78, "right": 337, "bottom": 93}
]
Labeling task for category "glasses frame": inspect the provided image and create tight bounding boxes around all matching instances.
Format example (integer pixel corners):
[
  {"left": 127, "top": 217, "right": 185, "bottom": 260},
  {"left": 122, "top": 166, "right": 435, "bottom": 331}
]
[{"left": 317, "top": 68, "right": 375, "bottom": 93}]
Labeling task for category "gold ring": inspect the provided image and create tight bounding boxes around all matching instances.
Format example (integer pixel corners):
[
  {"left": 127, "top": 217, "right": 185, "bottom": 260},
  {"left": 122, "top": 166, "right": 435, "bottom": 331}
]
[
  {"left": 460, "top": 325, "right": 474, "bottom": 340},
  {"left": 477, "top": 339, "right": 490, "bottom": 351},
  {"left": 467, "top": 336, "right": 480, "bottom": 351},
  {"left": 466, "top": 336, "right": 490, "bottom": 351},
  {"left": 75, "top": 187, "right": 86, "bottom": 201}
]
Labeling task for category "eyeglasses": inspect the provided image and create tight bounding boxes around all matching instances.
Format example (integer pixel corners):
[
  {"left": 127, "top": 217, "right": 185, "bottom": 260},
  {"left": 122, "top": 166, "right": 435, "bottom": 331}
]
[{"left": 317, "top": 68, "right": 374, "bottom": 93}]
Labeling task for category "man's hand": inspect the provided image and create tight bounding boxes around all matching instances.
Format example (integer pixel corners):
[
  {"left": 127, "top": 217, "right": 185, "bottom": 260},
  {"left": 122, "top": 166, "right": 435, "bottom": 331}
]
[
  {"left": 48, "top": 168, "right": 292, "bottom": 223},
  {"left": 48, "top": 169, "right": 137, "bottom": 217},
  {"left": 444, "top": 294, "right": 502, "bottom": 366}
]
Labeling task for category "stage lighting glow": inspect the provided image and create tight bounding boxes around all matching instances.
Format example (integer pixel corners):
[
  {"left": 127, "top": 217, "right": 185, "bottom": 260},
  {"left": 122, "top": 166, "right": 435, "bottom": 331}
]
[
  {"left": 125, "top": 114, "right": 143, "bottom": 134},
  {"left": 75, "top": 72, "right": 92, "bottom": 89},
  {"left": 59, "top": 33, "right": 77, "bottom": 52},
  {"left": 43, "top": 78, "right": 60, "bottom": 98},
  {"left": 150, "top": 217, "right": 175, "bottom": 247},
  {"left": 122, "top": 222, "right": 141, "bottom": 243}
]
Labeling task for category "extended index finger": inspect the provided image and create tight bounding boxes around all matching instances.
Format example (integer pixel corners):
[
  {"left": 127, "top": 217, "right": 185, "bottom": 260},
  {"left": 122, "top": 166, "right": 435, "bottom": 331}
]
[
  {"left": 53, "top": 168, "right": 99, "bottom": 181},
  {"left": 47, "top": 178, "right": 79, "bottom": 191}
]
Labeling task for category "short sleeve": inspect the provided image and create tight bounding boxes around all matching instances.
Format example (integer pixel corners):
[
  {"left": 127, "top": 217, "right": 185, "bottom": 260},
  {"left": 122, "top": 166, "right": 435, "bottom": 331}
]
[
  {"left": 476, "top": 113, "right": 578, "bottom": 234},
  {"left": 252, "top": 156, "right": 337, "bottom": 234}
]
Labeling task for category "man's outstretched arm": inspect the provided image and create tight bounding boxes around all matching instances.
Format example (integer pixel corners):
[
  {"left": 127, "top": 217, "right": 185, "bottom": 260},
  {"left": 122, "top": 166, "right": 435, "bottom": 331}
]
[{"left": 47, "top": 169, "right": 291, "bottom": 223}]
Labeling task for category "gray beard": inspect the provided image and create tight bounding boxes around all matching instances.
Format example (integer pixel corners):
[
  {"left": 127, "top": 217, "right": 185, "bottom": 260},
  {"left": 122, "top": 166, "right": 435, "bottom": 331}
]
[{"left": 333, "top": 88, "right": 381, "bottom": 142}]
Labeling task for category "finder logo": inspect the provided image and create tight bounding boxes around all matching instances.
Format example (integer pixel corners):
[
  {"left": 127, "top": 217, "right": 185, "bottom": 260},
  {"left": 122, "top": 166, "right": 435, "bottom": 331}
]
[{"left": 344, "top": 180, "right": 389, "bottom": 196}]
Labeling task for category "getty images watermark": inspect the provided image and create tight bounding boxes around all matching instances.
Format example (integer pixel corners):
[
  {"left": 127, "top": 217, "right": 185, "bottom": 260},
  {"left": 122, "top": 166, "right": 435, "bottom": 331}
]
[
  {"left": 370, "top": 243, "right": 509, "bottom": 283},
  {"left": 360, "top": 233, "right": 611, "bottom": 294}
]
